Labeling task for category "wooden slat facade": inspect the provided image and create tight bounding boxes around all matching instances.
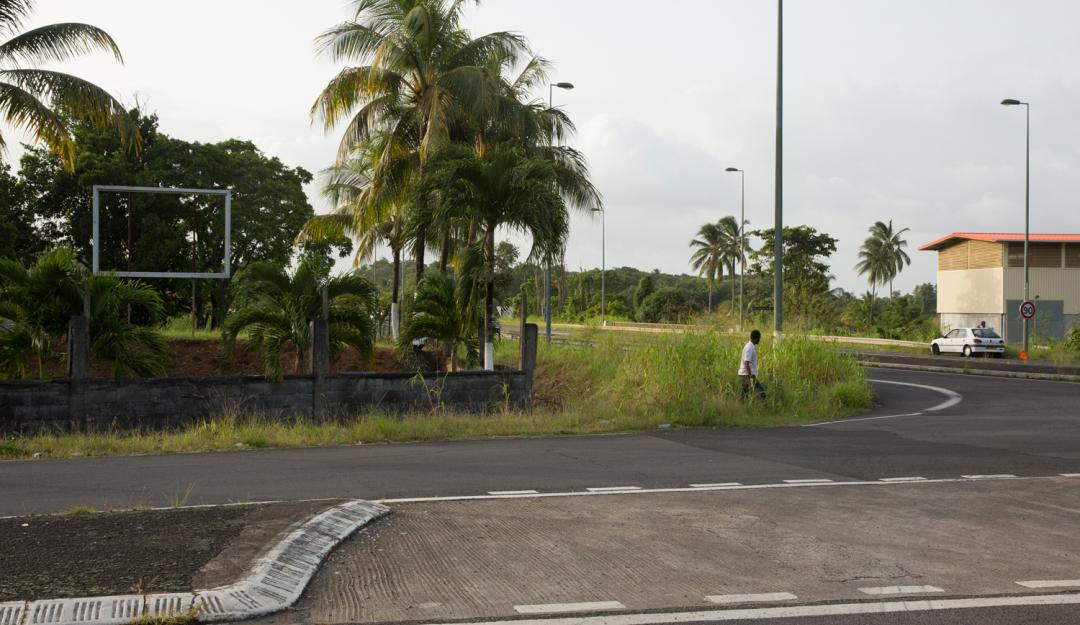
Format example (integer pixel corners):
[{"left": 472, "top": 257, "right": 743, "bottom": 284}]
[{"left": 938, "top": 240, "right": 1004, "bottom": 271}]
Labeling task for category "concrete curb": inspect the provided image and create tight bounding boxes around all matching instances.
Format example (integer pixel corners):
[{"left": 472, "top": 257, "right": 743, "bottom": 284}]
[
  {"left": 862, "top": 361, "right": 1080, "bottom": 383},
  {"left": 0, "top": 499, "right": 390, "bottom": 625}
]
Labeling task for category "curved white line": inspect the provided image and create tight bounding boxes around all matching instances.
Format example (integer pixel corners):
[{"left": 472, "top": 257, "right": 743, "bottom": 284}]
[{"left": 802, "top": 379, "right": 962, "bottom": 427}]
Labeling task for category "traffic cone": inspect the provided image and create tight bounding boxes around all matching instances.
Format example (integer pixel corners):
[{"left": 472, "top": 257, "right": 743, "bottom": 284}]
[{"left": 1019, "top": 350, "right": 1029, "bottom": 361}]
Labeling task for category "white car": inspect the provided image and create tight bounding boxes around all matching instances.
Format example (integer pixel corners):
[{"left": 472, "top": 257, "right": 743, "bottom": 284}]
[{"left": 931, "top": 327, "right": 1005, "bottom": 358}]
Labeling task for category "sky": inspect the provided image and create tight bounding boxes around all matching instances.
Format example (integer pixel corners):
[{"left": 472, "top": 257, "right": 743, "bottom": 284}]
[{"left": 8, "top": 0, "right": 1080, "bottom": 294}]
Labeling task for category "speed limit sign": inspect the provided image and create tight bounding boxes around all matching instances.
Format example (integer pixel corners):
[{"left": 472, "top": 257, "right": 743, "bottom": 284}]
[{"left": 1020, "top": 300, "right": 1037, "bottom": 320}]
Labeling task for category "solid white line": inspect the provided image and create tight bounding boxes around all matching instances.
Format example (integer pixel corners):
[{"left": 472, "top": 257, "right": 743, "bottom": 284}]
[
  {"left": 782, "top": 479, "right": 833, "bottom": 484},
  {"left": 381, "top": 474, "right": 1057, "bottom": 504},
  {"left": 690, "top": 483, "right": 742, "bottom": 488},
  {"left": 705, "top": 593, "right": 797, "bottom": 605},
  {"left": 514, "top": 601, "right": 625, "bottom": 614},
  {"left": 1061, "top": 473, "right": 1080, "bottom": 477},
  {"left": 587, "top": 486, "right": 641, "bottom": 492},
  {"left": 1016, "top": 579, "right": 1080, "bottom": 589},
  {"left": 962, "top": 474, "right": 1018, "bottom": 479},
  {"left": 858, "top": 585, "right": 944, "bottom": 595},
  {"left": 488, "top": 490, "right": 539, "bottom": 495},
  {"left": 804, "top": 411, "right": 924, "bottom": 426},
  {"left": 426, "top": 593, "right": 1080, "bottom": 625},
  {"left": 879, "top": 477, "right": 927, "bottom": 482},
  {"left": 804, "top": 378, "right": 963, "bottom": 427}
]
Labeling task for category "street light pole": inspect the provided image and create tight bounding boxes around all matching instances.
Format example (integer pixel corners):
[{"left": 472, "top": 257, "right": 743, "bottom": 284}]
[
  {"left": 726, "top": 167, "right": 745, "bottom": 331},
  {"left": 592, "top": 207, "right": 606, "bottom": 325},
  {"left": 774, "top": 0, "right": 784, "bottom": 342},
  {"left": 1002, "top": 98, "right": 1030, "bottom": 356},
  {"left": 546, "top": 81, "right": 575, "bottom": 342}
]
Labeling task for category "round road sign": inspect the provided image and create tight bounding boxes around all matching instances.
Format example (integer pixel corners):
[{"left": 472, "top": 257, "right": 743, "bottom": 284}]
[{"left": 1020, "top": 300, "right": 1037, "bottom": 320}]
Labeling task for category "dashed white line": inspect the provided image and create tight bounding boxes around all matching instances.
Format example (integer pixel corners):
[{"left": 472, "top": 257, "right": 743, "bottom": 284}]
[
  {"left": 782, "top": 479, "right": 834, "bottom": 484},
  {"left": 1016, "top": 579, "right": 1080, "bottom": 589},
  {"left": 879, "top": 477, "right": 928, "bottom": 482},
  {"left": 514, "top": 601, "right": 625, "bottom": 614},
  {"left": 962, "top": 474, "right": 1018, "bottom": 479},
  {"left": 705, "top": 592, "right": 797, "bottom": 605},
  {"left": 488, "top": 490, "right": 539, "bottom": 495},
  {"left": 691, "top": 483, "right": 742, "bottom": 488},
  {"left": 432, "top": 593, "right": 1080, "bottom": 625},
  {"left": 586, "top": 486, "right": 641, "bottom": 492},
  {"left": 858, "top": 585, "right": 944, "bottom": 595},
  {"left": 1060, "top": 473, "right": 1080, "bottom": 478}
]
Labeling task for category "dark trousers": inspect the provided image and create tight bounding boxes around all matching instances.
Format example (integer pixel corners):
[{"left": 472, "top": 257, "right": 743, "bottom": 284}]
[{"left": 740, "top": 375, "right": 766, "bottom": 400}]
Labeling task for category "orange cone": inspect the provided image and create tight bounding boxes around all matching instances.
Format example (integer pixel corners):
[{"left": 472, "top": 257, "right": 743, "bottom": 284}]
[{"left": 1019, "top": 350, "right": 1029, "bottom": 361}]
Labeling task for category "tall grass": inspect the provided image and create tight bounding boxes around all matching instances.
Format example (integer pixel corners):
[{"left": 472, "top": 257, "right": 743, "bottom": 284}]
[{"left": 0, "top": 331, "right": 871, "bottom": 460}]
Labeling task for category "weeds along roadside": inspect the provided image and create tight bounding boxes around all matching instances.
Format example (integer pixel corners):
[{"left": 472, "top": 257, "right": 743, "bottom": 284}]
[{"left": 0, "top": 332, "right": 871, "bottom": 460}]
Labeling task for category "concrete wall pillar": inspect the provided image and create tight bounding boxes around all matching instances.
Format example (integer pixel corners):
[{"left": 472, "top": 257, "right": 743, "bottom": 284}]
[
  {"left": 68, "top": 315, "right": 88, "bottom": 430},
  {"left": 521, "top": 323, "right": 538, "bottom": 408},
  {"left": 310, "top": 319, "right": 329, "bottom": 416}
]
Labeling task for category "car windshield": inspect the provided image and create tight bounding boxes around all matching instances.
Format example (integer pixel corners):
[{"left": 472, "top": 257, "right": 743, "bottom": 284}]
[{"left": 973, "top": 328, "right": 1001, "bottom": 338}]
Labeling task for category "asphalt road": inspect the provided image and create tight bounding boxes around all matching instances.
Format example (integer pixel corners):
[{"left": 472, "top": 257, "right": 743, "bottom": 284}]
[{"left": 2, "top": 367, "right": 1079, "bottom": 516}]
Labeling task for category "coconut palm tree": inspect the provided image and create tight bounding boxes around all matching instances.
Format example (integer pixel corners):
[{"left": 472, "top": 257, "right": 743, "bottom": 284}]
[
  {"left": 716, "top": 215, "right": 745, "bottom": 318},
  {"left": 0, "top": 0, "right": 139, "bottom": 171},
  {"left": 311, "top": 0, "right": 530, "bottom": 289},
  {"left": 854, "top": 236, "right": 891, "bottom": 326},
  {"left": 223, "top": 256, "right": 378, "bottom": 380},
  {"left": 416, "top": 143, "right": 568, "bottom": 370},
  {"left": 0, "top": 247, "right": 165, "bottom": 379},
  {"left": 867, "top": 220, "right": 911, "bottom": 297},
  {"left": 690, "top": 222, "right": 724, "bottom": 314}
]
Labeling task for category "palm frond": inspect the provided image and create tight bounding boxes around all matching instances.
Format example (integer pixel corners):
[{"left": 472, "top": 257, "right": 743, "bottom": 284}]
[{"left": 0, "top": 23, "right": 123, "bottom": 66}]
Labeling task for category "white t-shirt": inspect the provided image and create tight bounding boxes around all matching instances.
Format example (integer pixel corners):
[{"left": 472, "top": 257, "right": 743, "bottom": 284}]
[{"left": 738, "top": 341, "right": 758, "bottom": 376}]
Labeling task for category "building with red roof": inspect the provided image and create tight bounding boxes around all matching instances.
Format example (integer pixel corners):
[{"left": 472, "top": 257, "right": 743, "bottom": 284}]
[{"left": 919, "top": 233, "right": 1080, "bottom": 342}]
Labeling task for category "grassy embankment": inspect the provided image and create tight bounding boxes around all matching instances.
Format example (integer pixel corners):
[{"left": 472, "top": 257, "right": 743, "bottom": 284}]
[{"left": 0, "top": 332, "right": 872, "bottom": 460}]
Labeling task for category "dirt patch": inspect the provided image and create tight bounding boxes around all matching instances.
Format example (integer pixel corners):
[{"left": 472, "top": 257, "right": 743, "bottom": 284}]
[
  {"left": 0, "top": 501, "right": 336, "bottom": 601},
  {"left": 35, "top": 342, "right": 432, "bottom": 380}
]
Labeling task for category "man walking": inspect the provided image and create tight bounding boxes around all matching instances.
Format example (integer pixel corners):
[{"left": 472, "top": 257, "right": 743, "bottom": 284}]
[{"left": 739, "top": 329, "right": 765, "bottom": 400}]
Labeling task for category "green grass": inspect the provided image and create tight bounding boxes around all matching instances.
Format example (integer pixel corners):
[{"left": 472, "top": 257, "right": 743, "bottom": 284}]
[
  {"left": 160, "top": 316, "right": 221, "bottom": 341},
  {"left": 0, "top": 331, "right": 871, "bottom": 460}
]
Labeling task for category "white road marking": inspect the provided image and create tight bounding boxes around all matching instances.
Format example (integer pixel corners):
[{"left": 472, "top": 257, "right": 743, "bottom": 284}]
[
  {"left": 782, "top": 479, "right": 833, "bottom": 484},
  {"left": 804, "top": 379, "right": 963, "bottom": 427},
  {"left": 691, "top": 483, "right": 742, "bottom": 488},
  {"left": 1016, "top": 579, "right": 1080, "bottom": 589},
  {"left": 381, "top": 474, "right": 1061, "bottom": 504},
  {"left": 859, "top": 585, "right": 944, "bottom": 595},
  {"left": 429, "top": 593, "right": 1080, "bottom": 625},
  {"left": 487, "top": 490, "right": 539, "bottom": 495},
  {"left": 587, "top": 486, "right": 641, "bottom": 492},
  {"left": 962, "top": 474, "right": 1018, "bottom": 479},
  {"left": 879, "top": 477, "right": 927, "bottom": 482},
  {"left": 1061, "top": 473, "right": 1080, "bottom": 477},
  {"left": 514, "top": 601, "right": 625, "bottom": 614},
  {"left": 705, "top": 592, "right": 797, "bottom": 604}
]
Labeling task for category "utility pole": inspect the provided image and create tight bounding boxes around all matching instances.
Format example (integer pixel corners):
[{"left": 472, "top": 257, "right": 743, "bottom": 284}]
[{"left": 774, "top": 0, "right": 784, "bottom": 342}]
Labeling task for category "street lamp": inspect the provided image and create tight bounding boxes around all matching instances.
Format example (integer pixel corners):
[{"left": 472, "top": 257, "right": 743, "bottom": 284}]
[
  {"left": 592, "top": 207, "right": 606, "bottom": 326},
  {"left": 545, "top": 81, "right": 575, "bottom": 342},
  {"left": 1001, "top": 97, "right": 1030, "bottom": 357},
  {"left": 773, "top": 0, "right": 784, "bottom": 342},
  {"left": 726, "top": 167, "right": 746, "bottom": 331}
]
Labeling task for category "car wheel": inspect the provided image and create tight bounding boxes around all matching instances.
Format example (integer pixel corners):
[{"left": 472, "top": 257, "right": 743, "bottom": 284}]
[
  {"left": 931, "top": 344, "right": 940, "bottom": 356},
  {"left": 963, "top": 345, "right": 972, "bottom": 358}
]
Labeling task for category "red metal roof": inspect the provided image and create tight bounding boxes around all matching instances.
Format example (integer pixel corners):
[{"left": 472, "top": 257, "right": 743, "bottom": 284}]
[{"left": 919, "top": 232, "right": 1080, "bottom": 251}]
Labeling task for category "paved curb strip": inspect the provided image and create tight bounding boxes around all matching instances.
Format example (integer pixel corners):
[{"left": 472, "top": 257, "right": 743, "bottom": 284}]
[
  {"left": 862, "top": 361, "right": 1080, "bottom": 383},
  {"left": 0, "top": 499, "right": 389, "bottom": 625}
]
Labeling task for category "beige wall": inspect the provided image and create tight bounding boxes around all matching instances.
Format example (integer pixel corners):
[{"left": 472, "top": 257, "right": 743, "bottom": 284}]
[
  {"left": 937, "top": 267, "right": 1004, "bottom": 314},
  {"left": 1004, "top": 268, "right": 1080, "bottom": 314}
]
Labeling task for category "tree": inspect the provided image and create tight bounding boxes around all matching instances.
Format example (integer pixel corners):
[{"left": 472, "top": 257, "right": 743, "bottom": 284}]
[
  {"left": 223, "top": 256, "right": 379, "bottom": 380},
  {"left": 866, "top": 220, "right": 911, "bottom": 297},
  {"left": 748, "top": 225, "right": 838, "bottom": 322},
  {"left": 0, "top": 247, "right": 165, "bottom": 379},
  {"left": 855, "top": 233, "right": 892, "bottom": 326},
  {"left": 399, "top": 271, "right": 477, "bottom": 371},
  {"left": 417, "top": 144, "right": 568, "bottom": 370},
  {"left": 633, "top": 275, "right": 654, "bottom": 311},
  {"left": 0, "top": 0, "right": 139, "bottom": 172},
  {"left": 912, "top": 282, "right": 936, "bottom": 316},
  {"left": 638, "top": 288, "right": 695, "bottom": 324},
  {"left": 689, "top": 222, "right": 724, "bottom": 313},
  {"left": 0, "top": 163, "right": 42, "bottom": 265}
]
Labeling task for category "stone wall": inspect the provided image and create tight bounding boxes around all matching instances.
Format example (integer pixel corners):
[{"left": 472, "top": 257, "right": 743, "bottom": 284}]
[{"left": 1, "top": 370, "right": 530, "bottom": 434}]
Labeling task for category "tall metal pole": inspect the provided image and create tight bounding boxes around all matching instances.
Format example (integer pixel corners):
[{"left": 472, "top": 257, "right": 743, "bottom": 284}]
[
  {"left": 739, "top": 170, "right": 746, "bottom": 331},
  {"left": 545, "top": 84, "right": 555, "bottom": 342},
  {"left": 600, "top": 209, "right": 606, "bottom": 325},
  {"left": 773, "top": 0, "right": 784, "bottom": 341},
  {"left": 1023, "top": 102, "right": 1030, "bottom": 356}
]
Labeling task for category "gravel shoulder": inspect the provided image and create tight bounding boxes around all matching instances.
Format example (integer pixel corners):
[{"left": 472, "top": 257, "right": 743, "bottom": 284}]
[{"left": 0, "top": 499, "right": 338, "bottom": 601}]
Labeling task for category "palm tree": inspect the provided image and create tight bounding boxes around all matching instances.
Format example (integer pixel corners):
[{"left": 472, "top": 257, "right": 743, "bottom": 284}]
[
  {"left": 867, "top": 220, "right": 911, "bottom": 297},
  {"left": 0, "top": 247, "right": 165, "bottom": 379},
  {"left": 417, "top": 144, "right": 568, "bottom": 370},
  {"left": 400, "top": 270, "right": 478, "bottom": 371},
  {"left": 223, "top": 256, "right": 379, "bottom": 380},
  {"left": 716, "top": 215, "right": 744, "bottom": 318},
  {"left": 854, "top": 236, "right": 891, "bottom": 326},
  {"left": 690, "top": 223, "right": 724, "bottom": 313},
  {"left": 0, "top": 0, "right": 139, "bottom": 171},
  {"left": 311, "top": 0, "right": 530, "bottom": 289}
]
